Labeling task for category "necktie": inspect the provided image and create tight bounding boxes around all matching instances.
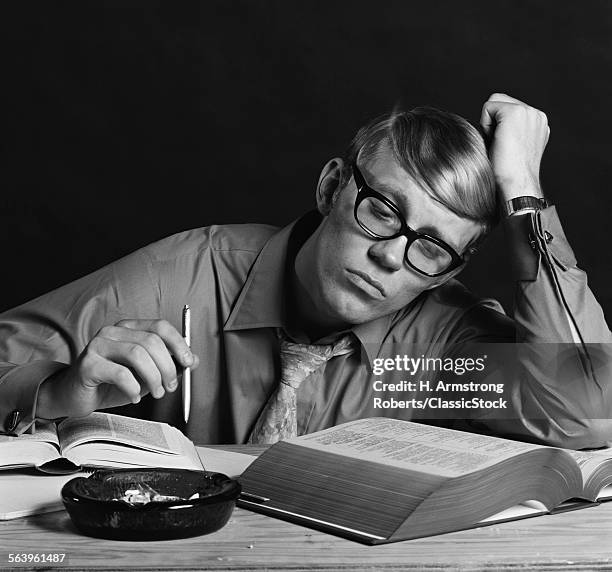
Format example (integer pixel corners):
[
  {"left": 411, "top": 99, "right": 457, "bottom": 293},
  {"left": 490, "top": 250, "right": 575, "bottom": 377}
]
[{"left": 247, "top": 331, "right": 356, "bottom": 444}]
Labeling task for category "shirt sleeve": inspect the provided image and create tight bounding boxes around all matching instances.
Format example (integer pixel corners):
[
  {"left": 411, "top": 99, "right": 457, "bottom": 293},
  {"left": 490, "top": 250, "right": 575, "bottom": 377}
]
[
  {"left": 447, "top": 206, "right": 612, "bottom": 449},
  {"left": 0, "top": 248, "right": 161, "bottom": 435}
]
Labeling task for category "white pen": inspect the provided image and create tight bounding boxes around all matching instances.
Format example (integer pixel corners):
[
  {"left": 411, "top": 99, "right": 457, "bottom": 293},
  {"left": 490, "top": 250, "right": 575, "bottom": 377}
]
[{"left": 182, "top": 304, "right": 191, "bottom": 424}]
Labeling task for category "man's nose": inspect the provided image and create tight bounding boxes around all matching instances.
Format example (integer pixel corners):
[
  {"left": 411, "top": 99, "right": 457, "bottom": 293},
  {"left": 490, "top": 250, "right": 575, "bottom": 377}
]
[{"left": 368, "top": 236, "right": 407, "bottom": 271}]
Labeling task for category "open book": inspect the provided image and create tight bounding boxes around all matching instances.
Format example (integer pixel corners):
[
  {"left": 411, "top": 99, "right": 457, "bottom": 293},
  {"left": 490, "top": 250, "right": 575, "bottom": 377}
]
[
  {"left": 238, "top": 418, "right": 612, "bottom": 544},
  {"left": 0, "top": 412, "right": 202, "bottom": 473}
]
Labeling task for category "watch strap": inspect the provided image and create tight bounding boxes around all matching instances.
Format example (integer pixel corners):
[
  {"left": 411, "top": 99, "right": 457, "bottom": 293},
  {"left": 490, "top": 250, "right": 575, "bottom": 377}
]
[{"left": 502, "top": 196, "right": 548, "bottom": 217}]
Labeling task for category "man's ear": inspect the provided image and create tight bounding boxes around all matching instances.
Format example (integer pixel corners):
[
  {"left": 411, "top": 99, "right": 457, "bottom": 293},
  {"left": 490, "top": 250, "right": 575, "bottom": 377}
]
[{"left": 316, "top": 158, "right": 346, "bottom": 216}]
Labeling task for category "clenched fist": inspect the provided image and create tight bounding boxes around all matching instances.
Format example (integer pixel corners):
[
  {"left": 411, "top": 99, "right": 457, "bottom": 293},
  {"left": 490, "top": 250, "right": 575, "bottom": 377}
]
[{"left": 480, "top": 93, "right": 550, "bottom": 201}]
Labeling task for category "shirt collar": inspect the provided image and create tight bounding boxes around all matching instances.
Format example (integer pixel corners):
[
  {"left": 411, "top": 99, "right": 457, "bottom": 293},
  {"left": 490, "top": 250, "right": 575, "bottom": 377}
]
[
  {"left": 223, "top": 216, "right": 298, "bottom": 332},
  {"left": 223, "top": 211, "right": 400, "bottom": 365}
]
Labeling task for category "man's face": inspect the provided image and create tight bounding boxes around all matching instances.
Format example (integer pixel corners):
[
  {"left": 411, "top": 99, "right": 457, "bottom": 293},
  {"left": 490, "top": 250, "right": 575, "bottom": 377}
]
[{"left": 296, "top": 146, "right": 484, "bottom": 329}]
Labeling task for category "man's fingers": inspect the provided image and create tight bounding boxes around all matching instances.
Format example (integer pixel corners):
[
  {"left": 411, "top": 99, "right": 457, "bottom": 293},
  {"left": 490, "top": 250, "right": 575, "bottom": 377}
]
[
  {"left": 99, "top": 326, "right": 178, "bottom": 393},
  {"left": 480, "top": 94, "right": 534, "bottom": 136},
  {"left": 480, "top": 97, "right": 542, "bottom": 138},
  {"left": 487, "top": 92, "right": 526, "bottom": 105},
  {"left": 87, "top": 359, "right": 142, "bottom": 404},
  {"left": 89, "top": 337, "right": 165, "bottom": 399},
  {"left": 480, "top": 105, "right": 494, "bottom": 136},
  {"left": 480, "top": 100, "right": 507, "bottom": 136},
  {"left": 116, "top": 319, "right": 194, "bottom": 367}
]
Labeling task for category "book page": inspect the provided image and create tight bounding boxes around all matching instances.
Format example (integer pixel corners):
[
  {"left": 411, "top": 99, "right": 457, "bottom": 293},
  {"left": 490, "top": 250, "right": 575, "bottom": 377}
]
[
  {"left": 58, "top": 412, "right": 180, "bottom": 454},
  {"left": 597, "top": 484, "right": 612, "bottom": 500},
  {"left": 0, "top": 470, "right": 88, "bottom": 519},
  {"left": 0, "top": 420, "right": 59, "bottom": 446},
  {"left": 66, "top": 439, "right": 203, "bottom": 470},
  {"left": 291, "top": 418, "right": 547, "bottom": 477},
  {"left": 478, "top": 500, "right": 547, "bottom": 524},
  {"left": 566, "top": 447, "right": 612, "bottom": 499},
  {"left": 0, "top": 421, "right": 60, "bottom": 469},
  {"left": 566, "top": 447, "right": 612, "bottom": 476},
  {"left": 196, "top": 447, "right": 256, "bottom": 478}
]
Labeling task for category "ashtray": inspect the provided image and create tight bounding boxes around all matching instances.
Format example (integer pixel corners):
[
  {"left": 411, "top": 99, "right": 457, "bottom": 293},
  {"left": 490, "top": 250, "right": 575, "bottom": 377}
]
[{"left": 61, "top": 468, "right": 241, "bottom": 540}]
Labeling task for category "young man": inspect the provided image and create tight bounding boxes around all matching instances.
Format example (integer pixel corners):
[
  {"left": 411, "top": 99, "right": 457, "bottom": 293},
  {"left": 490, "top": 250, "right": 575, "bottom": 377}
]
[{"left": 1, "top": 94, "right": 610, "bottom": 448}]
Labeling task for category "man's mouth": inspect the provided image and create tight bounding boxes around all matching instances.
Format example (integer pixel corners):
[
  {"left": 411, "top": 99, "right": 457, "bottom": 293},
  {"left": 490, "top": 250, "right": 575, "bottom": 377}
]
[{"left": 346, "top": 269, "right": 386, "bottom": 299}]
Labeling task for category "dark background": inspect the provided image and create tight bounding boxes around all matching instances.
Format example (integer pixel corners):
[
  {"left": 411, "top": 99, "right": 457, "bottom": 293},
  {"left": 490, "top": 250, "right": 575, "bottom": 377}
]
[{"left": 2, "top": 1, "right": 611, "bottom": 319}]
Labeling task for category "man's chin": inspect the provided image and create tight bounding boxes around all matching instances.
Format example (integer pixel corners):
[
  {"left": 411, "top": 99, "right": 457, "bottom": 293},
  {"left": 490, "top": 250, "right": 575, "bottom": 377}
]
[
  {"left": 326, "top": 290, "right": 420, "bottom": 327},
  {"left": 326, "top": 296, "right": 386, "bottom": 327}
]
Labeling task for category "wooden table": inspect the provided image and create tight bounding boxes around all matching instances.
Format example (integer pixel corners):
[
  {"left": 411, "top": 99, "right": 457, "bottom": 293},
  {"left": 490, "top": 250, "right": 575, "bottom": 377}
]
[{"left": 2, "top": 447, "right": 612, "bottom": 571}]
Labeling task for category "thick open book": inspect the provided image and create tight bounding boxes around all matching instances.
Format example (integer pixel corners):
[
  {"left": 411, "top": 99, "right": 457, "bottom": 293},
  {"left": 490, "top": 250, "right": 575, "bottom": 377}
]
[
  {"left": 238, "top": 418, "right": 612, "bottom": 544},
  {"left": 0, "top": 412, "right": 202, "bottom": 473}
]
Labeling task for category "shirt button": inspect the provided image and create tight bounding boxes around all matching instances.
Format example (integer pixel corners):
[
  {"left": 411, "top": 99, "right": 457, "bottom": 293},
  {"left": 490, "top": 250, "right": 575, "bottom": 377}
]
[
  {"left": 544, "top": 231, "right": 554, "bottom": 243},
  {"left": 5, "top": 409, "right": 21, "bottom": 433}
]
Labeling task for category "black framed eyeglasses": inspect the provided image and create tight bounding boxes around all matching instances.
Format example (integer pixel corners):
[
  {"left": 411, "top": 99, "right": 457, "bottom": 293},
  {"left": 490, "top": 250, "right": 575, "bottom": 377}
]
[{"left": 352, "top": 162, "right": 475, "bottom": 277}]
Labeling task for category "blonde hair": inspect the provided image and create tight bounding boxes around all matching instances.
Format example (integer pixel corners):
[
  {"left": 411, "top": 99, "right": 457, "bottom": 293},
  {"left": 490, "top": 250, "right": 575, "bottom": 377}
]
[{"left": 343, "top": 107, "right": 498, "bottom": 232}]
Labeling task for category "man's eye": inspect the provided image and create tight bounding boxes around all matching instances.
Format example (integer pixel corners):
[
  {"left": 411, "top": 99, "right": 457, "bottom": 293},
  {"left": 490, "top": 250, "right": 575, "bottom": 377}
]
[
  {"left": 416, "top": 240, "right": 443, "bottom": 260},
  {"left": 368, "top": 201, "right": 395, "bottom": 221}
]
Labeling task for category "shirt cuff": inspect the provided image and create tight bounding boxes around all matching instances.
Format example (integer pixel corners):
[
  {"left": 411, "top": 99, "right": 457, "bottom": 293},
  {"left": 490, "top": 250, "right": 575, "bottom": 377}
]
[
  {"left": 0, "top": 361, "right": 67, "bottom": 435},
  {"left": 532, "top": 205, "right": 577, "bottom": 270},
  {"left": 505, "top": 205, "right": 578, "bottom": 281}
]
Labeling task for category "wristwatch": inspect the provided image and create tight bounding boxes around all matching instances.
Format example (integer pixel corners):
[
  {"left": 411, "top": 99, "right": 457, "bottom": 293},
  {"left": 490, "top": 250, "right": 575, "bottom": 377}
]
[{"left": 502, "top": 196, "right": 548, "bottom": 218}]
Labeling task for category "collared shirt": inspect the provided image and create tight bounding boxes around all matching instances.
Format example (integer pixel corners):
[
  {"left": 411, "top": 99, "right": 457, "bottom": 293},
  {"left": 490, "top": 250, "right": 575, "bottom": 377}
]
[{"left": 1, "top": 208, "right": 611, "bottom": 448}]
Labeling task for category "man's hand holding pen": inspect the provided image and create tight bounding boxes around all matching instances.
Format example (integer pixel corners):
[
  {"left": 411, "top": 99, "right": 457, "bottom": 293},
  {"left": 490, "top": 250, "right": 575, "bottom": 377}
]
[{"left": 36, "top": 318, "right": 199, "bottom": 420}]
